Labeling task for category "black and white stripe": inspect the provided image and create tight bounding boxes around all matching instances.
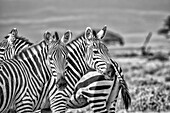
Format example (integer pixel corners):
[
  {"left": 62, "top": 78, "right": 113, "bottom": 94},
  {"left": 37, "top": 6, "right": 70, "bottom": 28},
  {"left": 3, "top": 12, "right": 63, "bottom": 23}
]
[
  {"left": 0, "top": 28, "right": 33, "bottom": 62},
  {"left": 0, "top": 31, "right": 68, "bottom": 113}
]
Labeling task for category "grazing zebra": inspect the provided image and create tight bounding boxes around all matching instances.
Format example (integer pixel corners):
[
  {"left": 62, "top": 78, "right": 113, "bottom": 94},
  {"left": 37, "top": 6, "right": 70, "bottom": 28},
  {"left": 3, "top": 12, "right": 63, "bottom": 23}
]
[
  {"left": 0, "top": 31, "right": 70, "bottom": 113},
  {"left": 48, "top": 26, "right": 117, "bottom": 113},
  {"left": 0, "top": 28, "right": 33, "bottom": 61}
]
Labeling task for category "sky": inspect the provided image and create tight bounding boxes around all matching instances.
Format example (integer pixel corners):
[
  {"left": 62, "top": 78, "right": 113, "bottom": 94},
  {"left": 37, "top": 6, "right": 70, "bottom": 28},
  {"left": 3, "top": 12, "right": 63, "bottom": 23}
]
[{"left": 0, "top": 0, "right": 169, "bottom": 48}]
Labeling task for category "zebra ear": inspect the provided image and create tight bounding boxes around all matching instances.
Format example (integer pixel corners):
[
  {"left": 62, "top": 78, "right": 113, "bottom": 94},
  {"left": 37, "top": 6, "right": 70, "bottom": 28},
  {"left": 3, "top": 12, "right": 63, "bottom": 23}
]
[
  {"left": 10, "top": 28, "right": 18, "bottom": 37},
  {"left": 53, "top": 31, "right": 60, "bottom": 42},
  {"left": 44, "top": 31, "right": 52, "bottom": 43},
  {"left": 61, "top": 30, "right": 72, "bottom": 44},
  {"left": 85, "top": 27, "right": 93, "bottom": 40},
  {"left": 97, "top": 25, "right": 107, "bottom": 39}
]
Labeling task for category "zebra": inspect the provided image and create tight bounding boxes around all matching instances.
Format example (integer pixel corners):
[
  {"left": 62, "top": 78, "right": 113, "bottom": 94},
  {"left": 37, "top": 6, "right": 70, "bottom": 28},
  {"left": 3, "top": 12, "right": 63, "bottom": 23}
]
[
  {"left": 47, "top": 25, "right": 120, "bottom": 113},
  {"left": 68, "top": 35, "right": 131, "bottom": 113},
  {"left": 85, "top": 39, "right": 131, "bottom": 113},
  {"left": 0, "top": 30, "right": 71, "bottom": 113},
  {"left": 0, "top": 28, "right": 33, "bottom": 61},
  {"left": 33, "top": 30, "right": 73, "bottom": 112}
]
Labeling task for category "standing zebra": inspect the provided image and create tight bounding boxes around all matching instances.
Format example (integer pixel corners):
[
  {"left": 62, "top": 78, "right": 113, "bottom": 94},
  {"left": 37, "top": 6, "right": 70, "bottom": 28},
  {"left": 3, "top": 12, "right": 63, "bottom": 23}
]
[
  {"left": 0, "top": 28, "right": 33, "bottom": 61},
  {"left": 33, "top": 30, "right": 72, "bottom": 112},
  {"left": 49, "top": 26, "right": 116, "bottom": 113},
  {"left": 0, "top": 30, "right": 71, "bottom": 113}
]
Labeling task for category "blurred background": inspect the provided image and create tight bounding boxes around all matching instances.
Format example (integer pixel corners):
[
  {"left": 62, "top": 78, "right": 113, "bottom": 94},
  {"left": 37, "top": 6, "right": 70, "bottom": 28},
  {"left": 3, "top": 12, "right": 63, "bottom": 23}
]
[{"left": 0, "top": 0, "right": 170, "bottom": 112}]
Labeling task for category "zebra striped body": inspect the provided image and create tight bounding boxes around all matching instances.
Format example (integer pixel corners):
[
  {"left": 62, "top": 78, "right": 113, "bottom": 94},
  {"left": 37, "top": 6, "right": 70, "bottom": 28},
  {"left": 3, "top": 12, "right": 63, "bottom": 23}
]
[
  {"left": 0, "top": 31, "right": 68, "bottom": 112},
  {"left": 68, "top": 70, "right": 116, "bottom": 112},
  {"left": 0, "top": 41, "right": 50, "bottom": 112},
  {"left": 0, "top": 28, "right": 33, "bottom": 61}
]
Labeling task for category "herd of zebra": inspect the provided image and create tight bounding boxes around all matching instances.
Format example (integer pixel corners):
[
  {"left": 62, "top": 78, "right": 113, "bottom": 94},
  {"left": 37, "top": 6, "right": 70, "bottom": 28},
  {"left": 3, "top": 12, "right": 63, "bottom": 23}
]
[{"left": 0, "top": 26, "right": 131, "bottom": 113}]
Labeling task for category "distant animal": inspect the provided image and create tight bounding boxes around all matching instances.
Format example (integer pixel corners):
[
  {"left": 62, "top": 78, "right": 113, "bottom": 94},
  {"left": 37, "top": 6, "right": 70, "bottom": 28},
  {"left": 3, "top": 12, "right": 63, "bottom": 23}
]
[{"left": 77, "top": 29, "right": 124, "bottom": 46}]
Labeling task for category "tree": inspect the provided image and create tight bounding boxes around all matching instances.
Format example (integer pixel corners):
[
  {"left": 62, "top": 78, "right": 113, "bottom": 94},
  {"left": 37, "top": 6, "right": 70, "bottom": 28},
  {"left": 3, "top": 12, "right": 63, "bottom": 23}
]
[{"left": 158, "top": 15, "right": 170, "bottom": 39}]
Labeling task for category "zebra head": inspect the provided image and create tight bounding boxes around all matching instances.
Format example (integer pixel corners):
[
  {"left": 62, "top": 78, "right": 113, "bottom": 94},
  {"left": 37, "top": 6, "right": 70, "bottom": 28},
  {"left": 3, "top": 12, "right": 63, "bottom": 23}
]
[
  {"left": 86, "top": 25, "right": 112, "bottom": 75},
  {"left": 45, "top": 30, "right": 72, "bottom": 90},
  {"left": 47, "top": 30, "right": 72, "bottom": 76}
]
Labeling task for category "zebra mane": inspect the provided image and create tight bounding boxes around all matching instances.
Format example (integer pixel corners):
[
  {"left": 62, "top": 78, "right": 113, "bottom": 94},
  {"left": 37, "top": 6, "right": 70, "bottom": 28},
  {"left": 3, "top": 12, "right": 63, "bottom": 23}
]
[{"left": 110, "top": 59, "right": 131, "bottom": 110}]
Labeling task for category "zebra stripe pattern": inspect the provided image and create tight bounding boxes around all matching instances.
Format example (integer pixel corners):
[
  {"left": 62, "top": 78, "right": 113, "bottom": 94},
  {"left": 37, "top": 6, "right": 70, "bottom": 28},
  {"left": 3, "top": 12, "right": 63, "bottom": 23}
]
[
  {"left": 0, "top": 28, "right": 33, "bottom": 61},
  {"left": 0, "top": 31, "right": 68, "bottom": 112},
  {"left": 33, "top": 30, "right": 72, "bottom": 111}
]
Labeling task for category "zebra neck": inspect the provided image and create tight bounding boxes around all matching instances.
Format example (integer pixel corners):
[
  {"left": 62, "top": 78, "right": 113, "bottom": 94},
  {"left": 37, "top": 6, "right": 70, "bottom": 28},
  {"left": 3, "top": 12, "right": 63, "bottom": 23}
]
[{"left": 66, "top": 36, "right": 89, "bottom": 76}]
